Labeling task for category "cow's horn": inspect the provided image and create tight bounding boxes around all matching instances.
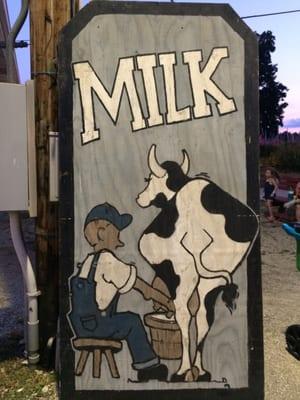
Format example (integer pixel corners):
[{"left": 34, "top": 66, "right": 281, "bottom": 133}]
[
  {"left": 181, "top": 150, "right": 190, "bottom": 175},
  {"left": 148, "top": 144, "right": 166, "bottom": 178}
]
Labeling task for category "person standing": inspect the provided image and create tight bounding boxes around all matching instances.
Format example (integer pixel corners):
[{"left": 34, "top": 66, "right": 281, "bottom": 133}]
[{"left": 263, "top": 168, "right": 279, "bottom": 222}]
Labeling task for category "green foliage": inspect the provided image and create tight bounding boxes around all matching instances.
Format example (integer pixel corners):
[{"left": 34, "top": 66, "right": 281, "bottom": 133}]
[
  {"left": 260, "top": 144, "right": 278, "bottom": 158},
  {"left": 258, "top": 31, "right": 288, "bottom": 139},
  {"left": 0, "top": 358, "right": 57, "bottom": 400},
  {"left": 260, "top": 144, "right": 300, "bottom": 171},
  {"left": 275, "top": 144, "right": 300, "bottom": 171}
]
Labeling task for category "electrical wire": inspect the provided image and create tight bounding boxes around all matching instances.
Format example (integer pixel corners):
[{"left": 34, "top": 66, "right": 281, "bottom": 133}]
[
  {"left": 13, "top": 6, "right": 300, "bottom": 45},
  {"left": 242, "top": 9, "right": 300, "bottom": 19}
]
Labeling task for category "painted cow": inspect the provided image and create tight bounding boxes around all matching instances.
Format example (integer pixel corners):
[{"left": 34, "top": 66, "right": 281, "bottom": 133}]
[{"left": 136, "top": 144, "right": 259, "bottom": 382}]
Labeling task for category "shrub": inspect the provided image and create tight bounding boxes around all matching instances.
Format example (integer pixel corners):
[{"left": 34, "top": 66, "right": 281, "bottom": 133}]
[
  {"left": 260, "top": 144, "right": 300, "bottom": 172},
  {"left": 260, "top": 144, "right": 278, "bottom": 158},
  {"left": 276, "top": 144, "right": 300, "bottom": 171}
]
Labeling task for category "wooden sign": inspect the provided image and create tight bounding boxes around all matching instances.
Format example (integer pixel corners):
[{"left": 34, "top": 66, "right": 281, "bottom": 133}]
[{"left": 58, "top": 2, "right": 263, "bottom": 399}]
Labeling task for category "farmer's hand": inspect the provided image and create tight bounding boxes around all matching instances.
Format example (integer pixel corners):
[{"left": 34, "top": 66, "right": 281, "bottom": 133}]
[{"left": 133, "top": 276, "right": 175, "bottom": 313}]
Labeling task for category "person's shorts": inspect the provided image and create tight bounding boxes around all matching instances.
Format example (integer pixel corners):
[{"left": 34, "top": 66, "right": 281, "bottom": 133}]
[{"left": 264, "top": 194, "right": 275, "bottom": 201}]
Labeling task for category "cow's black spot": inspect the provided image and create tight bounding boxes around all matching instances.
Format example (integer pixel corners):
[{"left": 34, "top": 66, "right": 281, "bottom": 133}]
[
  {"left": 196, "top": 286, "right": 222, "bottom": 352},
  {"left": 201, "top": 182, "right": 258, "bottom": 243},
  {"left": 197, "top": 338, "right": 205, "bottom": 354},
  {"left": 144, "top": 197, "right": 179, "bottom": 238},
  {"left": 153, "top": 259, "right": 180, "bottom": 300},
  {"left": 197, "top": 283, "right": 238, "bottom": 351},
  {"left": 150, "top": 193, "right": 169, "bottom": 209},
  {"left": 143, "top": 161, "right": 191, "bottom": 237},
  {"left": 161, "top": 161, "right": 191, "bottom": 192},
  {"left": 204, "top": 286, "right": 224, "bottom": 328}
]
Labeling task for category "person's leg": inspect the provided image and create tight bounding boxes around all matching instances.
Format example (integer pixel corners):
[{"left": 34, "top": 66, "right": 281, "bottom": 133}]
[
  {"left": 266, "top": 199, "right": 275, "bottom": 221},
  {"left": 110, "top": 312, "right": 158, "bottom": 369}
]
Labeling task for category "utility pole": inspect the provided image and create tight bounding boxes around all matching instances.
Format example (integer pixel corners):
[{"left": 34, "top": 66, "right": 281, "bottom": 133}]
[{"left": 30, "top": 0, "right": 80, "bottom": 363}]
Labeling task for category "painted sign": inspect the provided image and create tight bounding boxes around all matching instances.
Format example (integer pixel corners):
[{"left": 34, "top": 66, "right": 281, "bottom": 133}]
[{"left": 58, "top": 2, "right": 263, "bottom": 399}]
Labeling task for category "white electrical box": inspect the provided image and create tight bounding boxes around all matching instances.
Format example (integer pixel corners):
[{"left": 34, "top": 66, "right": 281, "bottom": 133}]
[{"left": 0, "top": 81, "right": 36, "bottom": 215}]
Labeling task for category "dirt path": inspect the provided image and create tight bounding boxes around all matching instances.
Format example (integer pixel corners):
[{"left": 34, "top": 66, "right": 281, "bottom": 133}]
[{"left": 261, "top": 215, "right": 300, "bottom": 399}]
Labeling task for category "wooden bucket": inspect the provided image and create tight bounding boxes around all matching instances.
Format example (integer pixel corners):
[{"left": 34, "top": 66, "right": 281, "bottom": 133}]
[{"left": 144, "top": 313, "right": 182, "bottom": 360}]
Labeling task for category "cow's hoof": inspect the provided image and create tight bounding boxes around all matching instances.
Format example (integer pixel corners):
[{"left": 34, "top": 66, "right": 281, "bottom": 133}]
[
  {"left": 190, "top": 366, "right": 199, "bottom": 380},
  {"left": 171, "top": 370, "right": 211, "bottom": 382},
  {"left": 184, "top": 369, "right": 194, "bottom": 382},
  {"left": 170, "top": 368, "right": 198, "bottom": 382},
  {"left": 170, "top": 373, "right": 186, "bottom": 382},
  {"left": 196, "top": 371, "right": 211, "bottom": 382}
]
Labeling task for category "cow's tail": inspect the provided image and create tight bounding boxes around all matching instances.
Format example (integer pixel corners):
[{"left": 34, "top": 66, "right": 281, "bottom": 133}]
[
  {"left": 197, "top": 267, "right": 233, "bottom": 285},
  {"left": 202, "top": 282, "right": 239, "bottom": 329},
  {"left": 221, "top": 283, "right": 239, "bottom": 314},
  {"left": 182, "top": 232, "right": 233, "bottom": 284}
]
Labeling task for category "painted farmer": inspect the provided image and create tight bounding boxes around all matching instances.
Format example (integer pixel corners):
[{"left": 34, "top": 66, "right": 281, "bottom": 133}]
[{"left": 68, "top": 203, "right": 168, "bottom": 382}]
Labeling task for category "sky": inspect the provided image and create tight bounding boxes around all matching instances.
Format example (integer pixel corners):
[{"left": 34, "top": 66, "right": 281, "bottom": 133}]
[{"left": 6, "top": 0, "right": 300, "bottom": 131}]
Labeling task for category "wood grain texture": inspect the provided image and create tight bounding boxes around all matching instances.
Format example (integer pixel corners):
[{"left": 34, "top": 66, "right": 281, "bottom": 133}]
[
  {"left": 93, "top": 349, "right": 101, "bottom": 378},
  {"left": 71, "top": 12, "right": 249, "bottom": 390},
  {"left": 73, "top": 338, "right": 123, "bottom": 350},
  {"left": 105, "top": 349, "right": 120, "bottom": 378},
  {"left": 29, "top": 0, "right": 79, "bottom": 360},
  {"left": 58, "top": 2, "right": 262, "bottom": 399},
  {"left": 75, "top": 350, "right": 89, "bottom": 376}
]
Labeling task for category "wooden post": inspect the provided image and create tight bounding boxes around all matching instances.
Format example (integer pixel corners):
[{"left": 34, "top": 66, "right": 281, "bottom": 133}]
[{"left": 30, "top": 0, "right": 79, "bottom": 362}]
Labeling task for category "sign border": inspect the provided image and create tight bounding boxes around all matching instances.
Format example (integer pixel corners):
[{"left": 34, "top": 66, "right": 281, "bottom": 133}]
[{"left": 58, "top": 2, "right": 263, "bottom": 399}]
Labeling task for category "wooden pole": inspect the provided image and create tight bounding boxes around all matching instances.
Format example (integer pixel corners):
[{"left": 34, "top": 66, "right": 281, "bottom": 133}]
[{"left": 30, "top": 0, "right": 79, "bottom": 362}]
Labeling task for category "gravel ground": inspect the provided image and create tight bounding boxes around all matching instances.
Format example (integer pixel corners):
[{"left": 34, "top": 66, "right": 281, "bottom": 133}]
[
  {"left": 261, "top": 215, "right": 300, "bottom": 399},
  {"left": 0, "top": 212, "right": 35, "bottom": 342},
  {"left": 0, "top": 213, "right": 24, "bottom": 345},
  {"left": 0, "top": 210, "right": 300, "bottom": 398}
]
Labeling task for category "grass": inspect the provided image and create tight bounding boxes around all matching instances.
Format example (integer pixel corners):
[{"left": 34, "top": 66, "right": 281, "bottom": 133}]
[
  {"left": 0, "top": 359, "right": 57, "bottom": 400},
  {"left": 0, "top": 336, "right": 57, "bottom": 400}
]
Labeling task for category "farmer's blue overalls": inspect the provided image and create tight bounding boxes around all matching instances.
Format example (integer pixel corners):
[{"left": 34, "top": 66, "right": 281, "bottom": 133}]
[{"left": 68, "top": 252, "right": 158, "bottom": 370}]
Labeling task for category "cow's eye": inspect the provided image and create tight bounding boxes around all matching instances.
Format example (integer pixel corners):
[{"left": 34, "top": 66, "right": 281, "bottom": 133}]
[{"left": 144, "top": 177, "right": 151, "bottom": 183}]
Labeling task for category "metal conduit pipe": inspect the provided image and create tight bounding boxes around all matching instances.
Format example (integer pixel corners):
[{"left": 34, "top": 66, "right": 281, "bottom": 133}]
[
  {"left": 9, "top": 213, "right": 40, "bottom": 365},
  {"left": 6, "top": 0, "right": 40, "bottom": 366},
  {"left": 6, "top": 0, "right": 29, "bottom": 82}
]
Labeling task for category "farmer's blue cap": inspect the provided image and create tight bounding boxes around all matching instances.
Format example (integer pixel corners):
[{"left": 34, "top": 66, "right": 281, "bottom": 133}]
[{"left": 84, "top": 203, "right": 132, "bottom": 231}]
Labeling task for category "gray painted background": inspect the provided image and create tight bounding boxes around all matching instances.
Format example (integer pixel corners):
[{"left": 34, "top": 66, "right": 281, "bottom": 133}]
[{"left": 71, "top": 13, "right": 247, "bottom": 390}]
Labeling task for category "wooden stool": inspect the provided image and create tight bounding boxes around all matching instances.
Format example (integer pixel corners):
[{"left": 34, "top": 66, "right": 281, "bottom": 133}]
[{"left": 73, "top": 338, "right": 122, "bottom": 378}]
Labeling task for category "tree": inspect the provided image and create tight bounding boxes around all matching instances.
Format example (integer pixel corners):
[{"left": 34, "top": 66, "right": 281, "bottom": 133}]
[{"left": 258, "top": 31, "right": 288, "bottom": 139}]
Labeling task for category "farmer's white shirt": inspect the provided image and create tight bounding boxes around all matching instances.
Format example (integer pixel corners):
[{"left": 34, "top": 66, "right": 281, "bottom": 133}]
[{"left": 79, "top": 252, "right": 136, "bottom": 310}]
